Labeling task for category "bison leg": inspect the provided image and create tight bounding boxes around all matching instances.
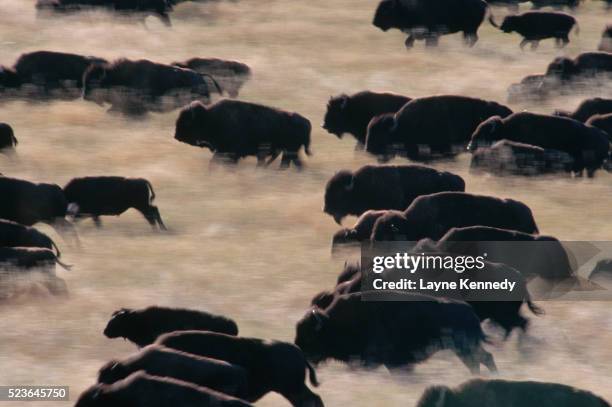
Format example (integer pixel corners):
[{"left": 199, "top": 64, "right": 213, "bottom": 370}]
[
  {"left": 463, "top": 32, "right": 478, "bottom": 47},
  {"left": 425, "top": 35, "right": 440, "bottom": 47},
  {"left": 264, "top": 150, "right": 282, "bottom": 167},
  {"left": 404, "top": 35, "right": 415, "bottom": 49},
  {"left": 520, "top": 38, "right": 530, "bottom": 50},
  {"left": 280, "top": 152, "right": 292, "bottom": 169},
  {"left": 93, "top": 216, "right": 102, "bottom": 228},
  {"left": 284, "top": 386, "right": 324, "bottom": 407},
  {"left": 138, "top": 205, "right": 167, "bottom": 231},
  {"left": 456, "top": 350, "right": 482, "bottom": 374},
  {"left": 557, "top": 35, "right": 570, "bottom": 48}
]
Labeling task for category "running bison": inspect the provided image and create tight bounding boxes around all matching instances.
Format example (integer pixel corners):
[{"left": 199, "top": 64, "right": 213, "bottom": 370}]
[
  {"left": 470, "top": 139, "right": 574, "bottom": 176},
  {"left": 156, "top": 331, "right": 324, "bottom": 407},
  {"left": 36, "top": 0, "right": 174, "bottom": 26},
  {"left": 365, "top": 95, "right": 512, "bottom": 161},
  {"left": 172, "top": 57, "right": 251, "bottom": 98},
  {"left": 174, "top": 100, "right": 312, "bottom": 169},
  {"left": 0, "top": 247, "right": 70, "bottom": 272},
  {"left": 0, "top": 123, "right": 17, "bottom": 152},
  {"left": 103, "top": 306, "right": 238, "bottom": 347},
  {"left": 545, "top": 52, "right": 612, "bottom": 81},
  {"left": 554, "top": 97, "right": 612, "bottom": 122},
  {"left": 0, "top": 177, "right": 76, "bottom": 240},
  {"left": 599, "top": 25, "right": 612, "bottom": 52},
  {"left": 468, "top": 112, "right": 610, "bottom": 176},
  {"left": 322, "top": 91, "right": 411, "bottom": 147},
  {"left": 373, "top": 0, "right": 493, "bottom": 48},
  {"left": 63, "top": 176, "right": 166, "bottom": 230},
  {"left": 76, "top": 372, "right": 252, "bottom": 407},
  {"left": 0, "top": 51, "right": 107, "bottom": 98},
  {"left": 370, "top": 192, "right": 539, "bottom": 241},
  {"left": 0, "top": 219, "right": 63, "bottom": 256},
  {"left": 496, "top": 11, "right": 578, "bottom": 49},
  {"left": 296, "top": 292, "right": 497, "bottom": 373},
  {"left": 98, "top": 345, "right": 248, "bottom": 398},
  {"left": 416, "top": 379, "right": 610, "bottom": 407},
  {"left": 82, "top": 58, "right": 222, "bottom": 115},
  {"left": 324, "top": 165, "right": 465, "bottom": 224}
]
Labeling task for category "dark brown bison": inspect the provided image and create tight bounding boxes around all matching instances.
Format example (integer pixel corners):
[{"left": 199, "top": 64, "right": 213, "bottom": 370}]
[
  {"left": 0, "top": 247, "right": 70, "bottom": 271},
  {"left": 98, "top": 345, "right": 248, "bottom": 398},
  {"left": 63, "top": 176, "right": 166, "bottom": 230},
  {"left": 0, "top": 176, "right": 77, "bottom": 240},
  {"left": 365, "top": 95, "right": 512, "bottom": 162},
  {"left": 324, "top": 164, "right": 465, "bottom": 224},
  {"left": 599, "top": 25, "right": 612, "bottom": 52},
  {"left": 103, "top": 306, "right": 238, "bottom": 347},
  {"left": 76, "top": 372, "right": 252, "bottom": 407},
  {"left": 545, "top": 52, "right": 612, "bottom": 81},
  {"left": 470, "top": 139, "right": 574, "bottom": 176},
  {"left": 416, "top": 379, "right": 610, "bottom": 407},
  {"left": 156, "top": 331, "right": 323, "bottom": 407},
  {"left": 468, "top": 112, "right": 610, "bottom": 176},
  {"left": 36, "top": 0, "right": 173, "bottom": 26},
  {"left": 322, "top": 91, "right": 411, "bottom": 147},
  {"left": 554, "top": 97, "right": 612, "bottom": 122},
  {"left": 373, "top": 0, "right": 494, "bottom": 48},
  {"left": 296, "top": 292, "right": 497, "bottom": 373},
  {"left": 172, "top": 58, "right": 251, "bottom": 98},
  {"left": 174, "top": 100, "right": 312, "bottom": 169},
  {"left": 0, "top": 123, "right": 17, "bottom": 152},
  {"left": 370, "top": 192, "right": 539, "bottom": 242},
  {"left": 497, "top": 11, "right": 577, "bottom": 49},
  {"left": 82, "top": 59, "right": 222, "bottom": 115},
  {"left": 0, "top": 219, "right": 63, "bottom": 256}
]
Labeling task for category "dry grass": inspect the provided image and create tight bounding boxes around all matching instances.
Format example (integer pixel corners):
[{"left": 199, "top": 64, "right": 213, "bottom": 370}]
[{"left": 0, "top": 0, "right": 611, "bottom": 405}]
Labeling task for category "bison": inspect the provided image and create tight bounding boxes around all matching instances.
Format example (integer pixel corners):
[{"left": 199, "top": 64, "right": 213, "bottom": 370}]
[
  {"left": 468, "top": 112, "right": 610, "bottom": 176},
  {"left": 63, "top": 176, "right": 166, "bottom": 230},
  {"left": 156, "top": 331, "right": 323, "bottom": 407},
  {"left": 470, "top": 139, "right": 574, "bottom": 176},
  {"left": 372, "top": 0, "right": 493, "bottom": 48},
  {"left": 365, "top": 95, "right": 512, "bottom": 162},
  {"left": 82, "top": 58, "right": 222, "bottom": 115},
  {"left": 98, "top": 345, "right": 248, "bottom": 398},
  {"left": 103, "top": 306, "right": 238, "bottom": 347},
  {"left": 599, "top": 25, "right": 612, "bottom": 52},
  {"left": 296, "top": 292, "right": 497, "bottom": 373},
  {"left": 0, "top": 247, "right": 70, "bottom": 272},
  {"left": 0, "top": 123, "right": 17, "bottom": 152},
  {"left": 496, "top": 11, "right": 578, "bottom": 49},
  {"left": 324, "top": 165, "right": 465, "bottom": 224},
  {"left": 0, "top": 219, "right": 63, "bottom": 256},
  {"left": 0, "top": 176, "right": 77, "bottom": 240},
  {"left": 322, "top": 91, "right": 411, "bottom": 147},
  {"left": 172, "top": 58, "right": 251, "bottom": 98},
  {"left": 76, "top": 371, "right": 252, "bottom": 407},
  {"left": 36, "top": 0, "right": 174, "bottom": 26},
  {"left": 174, "top": 100, "right": 312, "bottom": 169},
  {"left": 371, "top": 191, "right": 539, "bottom": 242},
  {"left": 554, "top": 97, "right": 612, "bottom": 122},
  {"left": 545, "top": 52, "right": 612, "bottom": 81},
  {"left": 416, "top": 379, "right": 610, "bottom": 407}
]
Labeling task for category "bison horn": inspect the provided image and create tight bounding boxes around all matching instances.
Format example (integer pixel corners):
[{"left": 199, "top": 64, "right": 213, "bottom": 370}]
[{"left": 311, "top": 309, "right": 325, "bottom": 331}]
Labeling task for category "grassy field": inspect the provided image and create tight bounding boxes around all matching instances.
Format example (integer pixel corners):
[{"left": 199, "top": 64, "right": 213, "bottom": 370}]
[{"left": 0, "top": 0, "right": 611, "bottom": 405}]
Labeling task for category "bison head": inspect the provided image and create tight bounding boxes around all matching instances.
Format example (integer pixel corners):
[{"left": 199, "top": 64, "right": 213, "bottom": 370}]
[
  {"left": 415, "top": 385, "right": 454, "bottom": 407},
  {"left": 103, "top": 308, "right": 133, "bottom": 340},
  {"left": 310, "top": 291, "right": 335, "bottom": 310},
  {"left": 467, "top": 116, "right": 504, "bottom": 152},
  {"left": 365, "top": 113, "right": 396, "bottom": 161},
  {"left": 74, "top": 384, "right": 106, "bottom": 407},
  {"left": 294, "top": 308, "right": 330, "bottom": 364},
  {"left": 370, "top": 210, "right": 413, "bottom": 241},
  {"left": 97, "top": 360, "right": 130, "bottom": 384},
  {"left": 373, "top": 0, "right": 401, "bottom": 31},
  {"left": 174, "top": 101, "right": 211, "bottom": 148},
  {"left": 322, "top": 95, "right": 349, "bottom": 137},
  {"left": 324, "top": 170, "right": 356, "bottom": 223},
  {"left": 499, "top": 16, "right": 518, "bottom": 33},
  {"left": 0, "top": 66, "right": 21, "bottom": 89},
  {"left": 546, "top": 57, "right": 578, "bottom": 80}
]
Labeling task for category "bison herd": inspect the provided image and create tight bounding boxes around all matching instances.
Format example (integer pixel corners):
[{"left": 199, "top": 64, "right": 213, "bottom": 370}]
[{"left": 1, "top": 0, "right": 612, "bottom": 406}]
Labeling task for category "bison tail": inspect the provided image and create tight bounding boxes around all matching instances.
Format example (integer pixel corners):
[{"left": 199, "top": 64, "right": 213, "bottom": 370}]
[
  {"left": 302, "top": 119, "right": 313, "bottom": 156},
  {"left": 51, "top": 240, "right": 62, "bottom": 259},
  {"left": 145, "top": 180, "right": 156, "bottom": 203},
  {"left": 305, "top": 361, "right": 320, "bottom": 387},
  {"left": 487, "top": 13, "right": 499, "bottom": 29},
  {"left": 56, "top": 258, "right": 73, "bottom": 271},
  {"left": 11, "top": 133, "right": 18, "bottom": 146}
]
